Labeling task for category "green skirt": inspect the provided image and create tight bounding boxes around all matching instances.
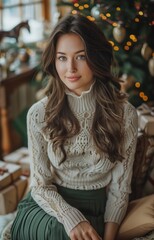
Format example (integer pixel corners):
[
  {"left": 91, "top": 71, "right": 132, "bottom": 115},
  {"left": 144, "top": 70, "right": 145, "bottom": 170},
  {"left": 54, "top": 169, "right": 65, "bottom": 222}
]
[{"left": 11, "top": 185, "right": 106, "bottom": 240}]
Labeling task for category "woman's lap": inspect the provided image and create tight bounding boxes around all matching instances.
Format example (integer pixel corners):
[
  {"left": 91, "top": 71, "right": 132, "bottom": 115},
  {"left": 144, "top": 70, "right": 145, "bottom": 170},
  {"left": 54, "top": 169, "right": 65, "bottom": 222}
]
[{"left": 11, "top": 186, "right": 106, "bottom": 240}]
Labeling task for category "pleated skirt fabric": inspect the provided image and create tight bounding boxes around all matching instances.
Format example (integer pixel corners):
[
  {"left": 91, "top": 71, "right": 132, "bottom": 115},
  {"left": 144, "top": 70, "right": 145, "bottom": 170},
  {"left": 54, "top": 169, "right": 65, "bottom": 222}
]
[{"left": 11, "top": 185, "right": 106, "bottom": 240}]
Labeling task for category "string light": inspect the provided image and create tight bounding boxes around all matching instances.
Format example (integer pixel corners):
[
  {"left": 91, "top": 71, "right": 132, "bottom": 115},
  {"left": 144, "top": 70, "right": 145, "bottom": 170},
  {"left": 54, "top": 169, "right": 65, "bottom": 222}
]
[
  {"left": 116, "top": 7, "right": 121, "bottom": 11},
  {"left": 124, "top": 46, "right": 129, "bottom": 51},
  {"left": 126, "top": 41, "right": 132, "bottom": 46},
  {"left": 138, "top": 11, "right": 144, "bottom": 16},
  {"left": 143, "top": 96, "right": 148, "bottom": 101},
  {"left": 113, "top": 46, "right": 119, "bottom": 51},
  {"left": 100, "top": 14, "right": 107, "bottom": 20},
  {"left": 79, "top": 6, "right": 84, "bottom": 10},
  {"left": 135, "top": 82, "right": 140, "bottom": 88},
  {"left": 84, "top": 4, "right": 89, "bottom": 9},
  {"left": 74, "top": 3, "right": 79, "bottom": 7},
  {"left": 129, "top": 34, "right": 137, "bottom": 42},
  {"left": 139, "top": 92, "right": 144, "bottom": 98},
  {"left": 112, "top": 22, "right": 117, "bottom": 27},
  {"left": 139, "top": 91, "right": 148, "bottom": 101},
  {"left": 106, "top": 13, "right": 111, "bottom": 18},
  {"left": 109, "top": 41, "right": 114, "bottom": 46},
  {"left": 87, "top": 16, "right": 95, "bottom": 21},
  {"left": 72, "top": 10, "right": 77, "bottom": 14},
  {"left": 135, "top": 18, "right": 140, "bottom": 22}
]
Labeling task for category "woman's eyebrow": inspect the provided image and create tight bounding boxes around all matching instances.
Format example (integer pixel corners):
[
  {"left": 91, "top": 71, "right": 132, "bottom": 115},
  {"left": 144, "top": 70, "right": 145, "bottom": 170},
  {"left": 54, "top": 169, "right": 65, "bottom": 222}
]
[{"left": 56, "top": 50, "right": 85, "bottom": 55}]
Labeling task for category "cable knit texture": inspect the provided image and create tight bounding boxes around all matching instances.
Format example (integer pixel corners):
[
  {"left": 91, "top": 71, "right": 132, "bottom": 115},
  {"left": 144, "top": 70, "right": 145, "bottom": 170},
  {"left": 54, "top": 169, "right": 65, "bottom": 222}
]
[{"left": 27, "top": 86, "right": 138, "bottom": 236}]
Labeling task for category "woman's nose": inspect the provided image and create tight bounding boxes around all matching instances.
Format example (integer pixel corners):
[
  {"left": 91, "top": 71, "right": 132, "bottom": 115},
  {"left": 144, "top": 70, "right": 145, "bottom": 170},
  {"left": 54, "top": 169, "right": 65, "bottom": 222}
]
[{"left": 68, "top": 59, "right": 77, "bottom": 73}]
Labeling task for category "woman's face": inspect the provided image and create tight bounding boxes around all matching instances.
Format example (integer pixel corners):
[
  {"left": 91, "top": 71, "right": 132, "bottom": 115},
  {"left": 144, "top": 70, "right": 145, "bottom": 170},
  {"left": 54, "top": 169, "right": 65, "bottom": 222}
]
[{"left": 55, "top": 33, "right": 94, "bottom": 96}]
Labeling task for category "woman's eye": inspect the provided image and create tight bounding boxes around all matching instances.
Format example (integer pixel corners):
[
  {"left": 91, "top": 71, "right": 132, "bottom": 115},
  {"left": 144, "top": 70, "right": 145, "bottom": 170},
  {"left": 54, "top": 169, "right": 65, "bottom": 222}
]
[
  {"left": 58, "top": 56, "right": 67, "bottom": 61},
  {"left": 76, "top": 55, "right": 86, "bottom": 60}
]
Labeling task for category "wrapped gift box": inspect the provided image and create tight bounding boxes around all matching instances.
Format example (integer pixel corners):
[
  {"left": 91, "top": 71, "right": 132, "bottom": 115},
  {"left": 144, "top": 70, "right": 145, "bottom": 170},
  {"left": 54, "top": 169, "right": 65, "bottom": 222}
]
[
  {"left": 0, "top": 161, "right": 22, "bottom": 190},
  {"left": 0, "top": 176, "right": 28, "bottom": 215},
  {"left": 4, "top": 147, "right": 30, "bottom": 176},
  {"left": 137, "top": 104, "right": 154, "bottom": 136},
  {"left": 140, "top": 115, "right": 154, "bottom": 136}
]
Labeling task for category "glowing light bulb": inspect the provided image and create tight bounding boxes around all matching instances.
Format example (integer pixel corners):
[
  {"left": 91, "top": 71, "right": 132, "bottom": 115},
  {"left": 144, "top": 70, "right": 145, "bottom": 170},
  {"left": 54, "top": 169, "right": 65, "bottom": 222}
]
[
  {"left": 116, "top": 7, "right": 121, "bottom": 11},
  {"left": 135, "top": 82, "right": 141, "bottom": 88},
  {"left": 114, "top": 46, "right": 119, "bottom": 51},
  {"left": 127, "top": 41, "right": 132, "bottom": 46},
  {"left": 79, "top": 6, "right": 84, "bottom": 10},
  {"left": 84, "top": 4, "right": 89, "bottom": 8},
  {"left": 143, "top": 96, "right": 148, "bottom": 101},
  {"left": 135, "top": 18, "right": 139, "bottom": 22},
  {"left": 139, "top": 92, "right": 144, "bottom": 98},
  {"left": 112, "top": 22, "right": 117, "bottom": 27},
  {"left": 139, "top": 11, "right": 144, "bottom": 16},
  {"left": 74, "top": 3, "right": 79, "bottom": 7},
  {"left": 101, "top": 15, "right": 107, "bottom": 20},
  {"left": 109, "top": 41, "right": 114, "bottom": 46},
  {"left": 106, "top": 13, "right": 111, "bottom": 17},
  {"left": 72, "top": 10, "right": 77, "bottom": 14},
  {"left": 124, "top": 46, "right": 129, "bottom": 51}
]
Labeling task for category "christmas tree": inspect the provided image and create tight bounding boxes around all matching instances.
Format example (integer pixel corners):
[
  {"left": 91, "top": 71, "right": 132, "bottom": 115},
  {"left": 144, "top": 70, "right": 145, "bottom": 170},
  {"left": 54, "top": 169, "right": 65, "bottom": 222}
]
[{"left": 58, "top": 0, "right": 154, "bottom": 107}]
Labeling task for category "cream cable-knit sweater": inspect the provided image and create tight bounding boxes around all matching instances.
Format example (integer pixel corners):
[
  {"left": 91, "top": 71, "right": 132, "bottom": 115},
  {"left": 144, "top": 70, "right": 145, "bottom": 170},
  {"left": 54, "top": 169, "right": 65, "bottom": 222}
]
[{"left": 27, "top": 86, "right": 138, "bottom": 236}]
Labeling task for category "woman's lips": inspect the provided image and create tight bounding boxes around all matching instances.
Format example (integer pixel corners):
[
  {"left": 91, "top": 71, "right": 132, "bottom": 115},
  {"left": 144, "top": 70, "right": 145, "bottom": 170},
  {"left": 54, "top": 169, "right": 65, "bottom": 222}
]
[{"left": 66, "top": 76, "right": 81, "bottom": 82}]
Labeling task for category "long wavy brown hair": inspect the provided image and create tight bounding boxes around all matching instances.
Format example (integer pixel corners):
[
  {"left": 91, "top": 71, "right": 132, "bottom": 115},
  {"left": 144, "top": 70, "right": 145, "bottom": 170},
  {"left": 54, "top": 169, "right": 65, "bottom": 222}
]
[{"left": 42, "top": 14, "right": 127, "bottom": 163}]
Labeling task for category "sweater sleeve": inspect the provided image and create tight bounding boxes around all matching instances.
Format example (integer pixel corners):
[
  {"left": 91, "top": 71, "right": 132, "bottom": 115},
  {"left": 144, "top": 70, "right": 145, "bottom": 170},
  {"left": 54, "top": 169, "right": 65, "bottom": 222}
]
[
  {"left": 27, "top": 99, "right": 88, "bottom": 236},
  {"left": 104, "top": 102, "right": 138, "bottom": 224}
]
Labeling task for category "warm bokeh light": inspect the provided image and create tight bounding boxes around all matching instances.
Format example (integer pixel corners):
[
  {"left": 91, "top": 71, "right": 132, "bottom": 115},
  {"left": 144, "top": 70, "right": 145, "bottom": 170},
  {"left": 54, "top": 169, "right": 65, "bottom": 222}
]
[
  {"left": 112, "top": 22, "right": 117, "bottom": 27},
  {"left": 87, "top": 16, "right": 95, "bottom": 21},
  {"left": 72, "top": 10, "right": 77, "bottom": 14},
  {"left": 101, "top": 14, "right": 107, "bottom": 20},
  {"left": 84, "top": 4, "right": 89, "bottom": 8},
  {"left": 127, "top": 41, "right": 132, "bottom": 46},
  {"left": 135, "top": 82, "right": 141, "bottom": 88},
  {"left": 129, "top": 34, "right": 137, "bottom": 42},
  {"left": 74, "top": 3, "right": 79, "bottom": 7},
  {"left": 106, "top": 13, "right": 111, "bottom": 17},
  {"left": 124, "top": 46, "right": 129, "bottom": 51},
  {"left": 116, "top": 7, "right": 121, "bottom": 11},
  {"left": 139, "top": 11, "right": 144, "bottom": 16},
  {"left": 109, "top": 41, "right": 114, "bottom": 46},
  {"left": 139, "top": 92, "right": 144, "bottom": 97},
  {"left": 143, "top": 95, "right": 148, "bottom": 101},
  {"left": 114, "top": 46, "right": 119, "bottom": 51},
  {"left": 79, "top": 6, "right": 84, "bottom": 10},
  {"left": 135, "top": 18, "right": 140, "bottom": 22}
]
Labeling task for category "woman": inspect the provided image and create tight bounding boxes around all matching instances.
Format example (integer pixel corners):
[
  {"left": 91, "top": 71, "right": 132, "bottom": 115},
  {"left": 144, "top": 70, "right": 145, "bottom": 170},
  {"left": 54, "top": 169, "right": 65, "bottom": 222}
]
[{"left": 11, "top": 14, "right": 138, "bottom": 240}]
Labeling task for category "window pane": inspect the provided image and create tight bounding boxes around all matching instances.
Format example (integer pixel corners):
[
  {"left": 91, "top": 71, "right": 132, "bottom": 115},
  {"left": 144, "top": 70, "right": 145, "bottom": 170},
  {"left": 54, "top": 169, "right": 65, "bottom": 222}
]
[
  {"left": 22, "top": 0, "right": 42, "bottom": 3},
  {"left": 23, "top": 5, "right": 35, "bottom": 20},
  {"left": 3, "top": 7, "right": 20, "bottom": 29},
  {"left": 3, "top": 0, "right": 20, "bottom": 6},
  {"left": 22, "top": 0, "right": 32, "bottom": 3},
  {"left": 35, "top": 3, "right": 43, "bottom": 21}
]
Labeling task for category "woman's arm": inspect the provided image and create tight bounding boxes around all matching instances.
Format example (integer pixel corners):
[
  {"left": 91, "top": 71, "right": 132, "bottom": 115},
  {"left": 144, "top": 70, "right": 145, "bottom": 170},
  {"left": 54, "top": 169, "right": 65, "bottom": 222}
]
[
  {"left": 104, "top": 102, "right": 138, "bottom": 235},
  {"left": 103, "top": 222, "right": 119, "bottom": 240}
]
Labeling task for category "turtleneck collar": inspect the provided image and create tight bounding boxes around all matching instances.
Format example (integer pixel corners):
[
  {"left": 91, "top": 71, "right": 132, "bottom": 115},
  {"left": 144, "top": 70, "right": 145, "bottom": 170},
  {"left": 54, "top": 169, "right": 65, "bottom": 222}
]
[
  {"left": 65, "top": 81, "right": 95, "bottom": 98},
  {"left": 65, "top": 82, "right": 96, "bottom": 114}
]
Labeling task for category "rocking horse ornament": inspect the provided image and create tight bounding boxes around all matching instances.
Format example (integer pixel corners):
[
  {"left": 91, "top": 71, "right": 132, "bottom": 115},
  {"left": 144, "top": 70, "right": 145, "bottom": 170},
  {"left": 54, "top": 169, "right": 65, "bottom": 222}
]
[{"left": 0, "top": 20, "right": 30, "bottom": 43}]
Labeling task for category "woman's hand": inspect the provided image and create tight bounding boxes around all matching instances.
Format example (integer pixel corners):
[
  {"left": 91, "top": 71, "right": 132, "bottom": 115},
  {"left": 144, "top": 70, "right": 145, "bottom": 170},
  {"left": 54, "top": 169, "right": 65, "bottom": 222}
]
[{"left": 70, "top": 221, "right": 102, "bottom": 240}]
